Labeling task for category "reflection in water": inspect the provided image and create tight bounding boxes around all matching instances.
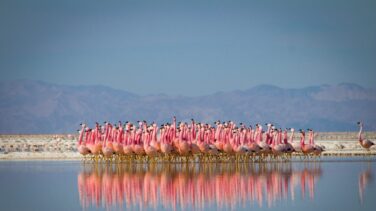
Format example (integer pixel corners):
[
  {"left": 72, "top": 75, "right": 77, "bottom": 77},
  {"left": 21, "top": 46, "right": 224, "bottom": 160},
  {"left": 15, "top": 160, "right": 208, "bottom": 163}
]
[
  {"left": 359, "top": 167, "right": 373, "bottom": 205},
  {"left": 78, "top": 163, "right": 322, "bottom": 210}
]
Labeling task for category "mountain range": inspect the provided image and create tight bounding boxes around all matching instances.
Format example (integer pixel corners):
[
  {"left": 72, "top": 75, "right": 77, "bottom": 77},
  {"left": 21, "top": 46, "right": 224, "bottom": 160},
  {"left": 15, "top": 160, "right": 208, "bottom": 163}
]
[{"left": 1, "top": 80, "right": 375, "bottom": 133}]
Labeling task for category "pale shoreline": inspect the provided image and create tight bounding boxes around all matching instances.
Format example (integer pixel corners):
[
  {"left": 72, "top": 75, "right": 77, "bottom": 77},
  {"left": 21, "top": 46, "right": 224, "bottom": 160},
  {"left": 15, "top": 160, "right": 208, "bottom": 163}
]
[{"left": 1, "top": 133, "right": 375, "bottom": 160}]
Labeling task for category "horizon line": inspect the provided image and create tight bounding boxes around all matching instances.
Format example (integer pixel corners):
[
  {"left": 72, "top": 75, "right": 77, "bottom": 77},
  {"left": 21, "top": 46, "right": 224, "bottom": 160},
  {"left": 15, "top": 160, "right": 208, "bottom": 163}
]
[{"left": 0, "top": 78, "right": 373, "bottom": 97}]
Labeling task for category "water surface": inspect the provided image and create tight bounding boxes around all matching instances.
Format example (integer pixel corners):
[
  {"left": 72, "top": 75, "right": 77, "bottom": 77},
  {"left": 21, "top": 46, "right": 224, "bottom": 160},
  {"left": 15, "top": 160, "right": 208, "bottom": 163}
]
[{"left": 0, "top": 158, "right": 375, "bottom": 211}]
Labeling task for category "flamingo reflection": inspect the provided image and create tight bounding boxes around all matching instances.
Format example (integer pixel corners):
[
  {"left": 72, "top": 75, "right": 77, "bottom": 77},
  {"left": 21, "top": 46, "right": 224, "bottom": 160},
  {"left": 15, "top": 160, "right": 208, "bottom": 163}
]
[
  {"left": 358, "top": 167, "right": 373, "bottom": 205},
  {"left": 78, "top": 163, "right": 322, "bottom": 210}
]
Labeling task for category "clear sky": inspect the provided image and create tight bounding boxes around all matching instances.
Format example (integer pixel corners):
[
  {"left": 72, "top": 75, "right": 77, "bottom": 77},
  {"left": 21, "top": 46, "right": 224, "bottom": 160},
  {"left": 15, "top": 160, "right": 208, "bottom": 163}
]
[{"left": 1, "top": 0, "right": 375, "bottom": 96}]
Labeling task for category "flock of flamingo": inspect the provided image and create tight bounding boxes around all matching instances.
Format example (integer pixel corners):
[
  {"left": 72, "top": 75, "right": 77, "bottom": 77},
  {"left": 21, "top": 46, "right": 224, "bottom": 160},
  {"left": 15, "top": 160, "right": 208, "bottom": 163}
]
[
  {"left": 76, "top": 117, "right": 374, "bottom": 162},
  {"left": 78, "top": 163, "right": 322, "bottom": 210}
]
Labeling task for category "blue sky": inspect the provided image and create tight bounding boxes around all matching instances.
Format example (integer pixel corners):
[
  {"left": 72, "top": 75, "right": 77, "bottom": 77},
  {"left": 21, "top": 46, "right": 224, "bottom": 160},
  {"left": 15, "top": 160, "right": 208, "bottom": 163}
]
[{"left": 1, "top": 0, "right": 375, "bottom": 96}]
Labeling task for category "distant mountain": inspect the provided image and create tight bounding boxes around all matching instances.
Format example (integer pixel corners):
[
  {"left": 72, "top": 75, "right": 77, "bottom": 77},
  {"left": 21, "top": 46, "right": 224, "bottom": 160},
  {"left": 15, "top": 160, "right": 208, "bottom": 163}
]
[{"left": 1, "top": 80, "right": 375, "bottom": 133}]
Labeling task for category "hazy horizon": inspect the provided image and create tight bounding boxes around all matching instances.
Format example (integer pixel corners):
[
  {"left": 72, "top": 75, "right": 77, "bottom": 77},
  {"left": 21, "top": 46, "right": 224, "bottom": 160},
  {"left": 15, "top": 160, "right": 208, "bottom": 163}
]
[
  {"left": 1, "top": 79, "right": 376, "bottom": 133},
  {"left": 1, "top": 78, "right": 374, "bottom": 97}
]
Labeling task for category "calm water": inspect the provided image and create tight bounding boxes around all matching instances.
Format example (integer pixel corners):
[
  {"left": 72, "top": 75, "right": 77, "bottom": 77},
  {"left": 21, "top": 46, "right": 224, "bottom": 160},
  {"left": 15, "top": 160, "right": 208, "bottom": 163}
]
[{"left": 0, "top": 158, "right": 375, "bottom": 211}]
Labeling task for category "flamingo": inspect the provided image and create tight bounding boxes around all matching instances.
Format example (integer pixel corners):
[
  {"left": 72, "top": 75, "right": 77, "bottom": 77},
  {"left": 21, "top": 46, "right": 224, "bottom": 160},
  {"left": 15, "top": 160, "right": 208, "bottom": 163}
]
[
  {"left": 89, "top": 123, "right": 102, "bottom": 155},
  {"left": 160, "top": 126, "right": 173, "bottom": 155},
  {"left": 144, "top": 130, "right": 158, "bottom": 157},
  {"left": 75, "top": 117, "right": 327, "bottom": 162},
  {"left": 77, "top": 124, "right": 91, "bottom": 156},
  {"left": 300, "top": 130, "right": 314, "bottom": 155},
  {"left": 290, "top": 128, "right": 301, "bottom": 153},
  {"left": 222, "top": 139, "right": 233, "bottom": 154},
  {"left": 357, "top": 122, "right": 375, "bottom": 150},
  {"left": 213, "top": 123, "right": 224, "bottom": 151},
  {"left": 150, "top": 123, "right": 161, "bottom": 151},
  {"left": 282, "top": 128, "right": 294, "bottom": 154},
  {"left": 176, "top": 124, "right": 190, "bottom": 156},
  {"left": 309, "top": 129, "right": 324, "bottom": 156},
  {"left": 232, "top": 130, "right": 248, "bottom": 155},
  {"left": 196, "top": 128, "right": 210, "bottom": 154},
  {"left": 257, "top": 125, "right": 272, "bottom": 155},
  {"left": 123, "top": 123, "right": 134, "bottom": 155},
  {"left": 101, "top": 123, "right": 114, "bottom": 158},
  {"left": 188, "top": 119, "right": 201, "bottom": 155},
  {"left": 112, "top": 123, "right": 124, "bottom": 155},
  {"left": 247, "top": 126, "right": 262, "bottom": 154},
  {"left": 206, "top": 127, "right": 219, "bottom": 155},
  {"left": 102, "top": 138, "right": 114, "bottom": 158},
  {"left": 132, "top": 128, "right": 145, "bottom": 155},
  {"left": 271, "top": 129, "right": 283, "bottom": 156}
]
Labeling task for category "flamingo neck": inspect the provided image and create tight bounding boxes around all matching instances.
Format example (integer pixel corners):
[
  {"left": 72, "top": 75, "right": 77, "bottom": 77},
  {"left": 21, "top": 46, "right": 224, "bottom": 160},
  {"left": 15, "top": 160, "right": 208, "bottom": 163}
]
[
  {"left": 358, "top": 126, "right": 363, "bottom": 141},
  {"left": 289, "top": 132, "right": 294, "bottom": 143},
  {"left": 78, "top": 128, "right": 84, "bottom": 145},
  {"left": 300, "top": 134, "right": 305, "bottom": 147}
]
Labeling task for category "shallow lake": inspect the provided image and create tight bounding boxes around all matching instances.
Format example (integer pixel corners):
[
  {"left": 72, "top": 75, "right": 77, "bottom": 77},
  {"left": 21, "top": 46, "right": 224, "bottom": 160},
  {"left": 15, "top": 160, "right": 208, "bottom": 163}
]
[{"left": 0, "top": 158, "right": 375, "bottom": 211}]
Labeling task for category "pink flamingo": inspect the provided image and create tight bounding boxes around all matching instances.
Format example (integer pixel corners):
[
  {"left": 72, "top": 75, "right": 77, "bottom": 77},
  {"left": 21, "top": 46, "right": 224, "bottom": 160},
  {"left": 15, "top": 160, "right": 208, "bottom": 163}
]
[
  {"left": 222, "top": 127, "right": 234, "bottom": 154},
  {"left": 206, "top": 127, "right": 219, "bottom": 155},
  {"left": 160, "top": 125, "right": 173, "bottom": 155},
  {"left": 290, "top": 128, "right": 301, "bottom": 152},
  {"left": 189, "top": 119, "right": 201, "bottom": 155},
  {"left": 282, "top": 128, "right": 294, "bottom": 154},
  {"left": 232, "top": 129, "right": 248, "bottom": 155},
  {"left": 101, "top": 123, "right": 114, "bottom": 158},
  {"left": 112, "top": 122, "right": 124, "bottom": 155},
  {"left": 150, "top": 122, "right": 161, "bottom": 151},
  {"left": 271, "top": 129, "right": 283, "bottom": 156},
  {"left": 357, "top": 122, "right": 375, "bottom": 150},
  {"left": 300, "top": 130, "right": 314, "bottom": 155},
  {"left": 144, "top": 129, "right": 158, "bottom": 157},
  {"left": 122, "top": 122, "right": 134, "bottom": 155},
  {"left": 89, "top": 123, "right": 103, "bottom": 155},
  {"left": 102, "top": 138, "right": 114, "bottom": 158},
  {"left": 197, "top": 127, "right": 210, "bottom": 154},
  {"left": 176, "top": 119, "right": 190, "bottom": 156},
  {"left": 213, "top": 122, "right": 224, "bottom": 151},
  {"left": 77, "top": 124, "right": 91, "bottom": 156},
  {"left": 258, "top": 124, "right": 272, "bottom": 154},
  {"left": 247, "top": 126, "right": 261, "bottom": 154},
  {"left": 132, "top": 126, "right": 145, "bottom": 155},
  {"left": 309, "top": 129, "right": 323, "bottom": 155}
]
